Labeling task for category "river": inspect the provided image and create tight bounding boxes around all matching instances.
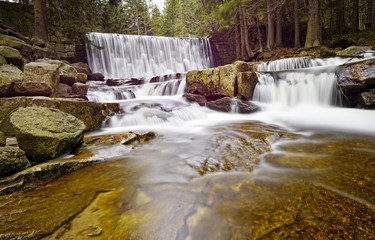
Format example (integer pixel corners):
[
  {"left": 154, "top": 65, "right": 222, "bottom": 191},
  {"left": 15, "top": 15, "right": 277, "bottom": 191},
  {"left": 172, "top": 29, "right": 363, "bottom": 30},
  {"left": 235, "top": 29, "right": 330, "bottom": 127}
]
[{"left": 0, "top": 33, "right": 374, "bottom": 239}]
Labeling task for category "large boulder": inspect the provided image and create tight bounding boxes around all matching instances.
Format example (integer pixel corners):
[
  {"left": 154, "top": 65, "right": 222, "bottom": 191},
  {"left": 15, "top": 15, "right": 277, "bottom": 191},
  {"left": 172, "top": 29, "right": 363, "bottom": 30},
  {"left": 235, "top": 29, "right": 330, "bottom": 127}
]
[
  {"left": 0, "top": 146, "right": 30, "bottom": 176},
  {"left": 186, "top": 64, "right": 238, "bottom": 98},
  {"left": 0, "top": 46, "right": 24, "bottom": 69},
  {"left": 23, "top": 61, "right": 60, "bottom": 97},
  {"left": 72, "top": 82, "right": 88, "bottom": 97},
  {"left": 337, "top": 46, "right": 373, "bottom": 57},
  {"left": 0, "top": 97, "right": 120, "bottom": 136},
  {"left": 336, "top": 59, "right": 375, "bottom": 92},
  {"left": 0, "top": 64, "right": 23, "bottom": 97},
  {"left": 36, "top": 58, "right": 79, "bottom": 86},
  {"left": 10, "top": 106, "right": 86, "bottom": 162},
  {"left": 237, "top": 71, "right": 258, "bottom": 100}
]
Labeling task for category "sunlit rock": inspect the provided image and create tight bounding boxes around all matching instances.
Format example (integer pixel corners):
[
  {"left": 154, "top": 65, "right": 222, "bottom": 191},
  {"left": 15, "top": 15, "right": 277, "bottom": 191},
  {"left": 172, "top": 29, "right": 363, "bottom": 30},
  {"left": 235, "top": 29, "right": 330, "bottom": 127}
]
[{"left": 10, "top": 106, "right": 86, "bottom": 162}]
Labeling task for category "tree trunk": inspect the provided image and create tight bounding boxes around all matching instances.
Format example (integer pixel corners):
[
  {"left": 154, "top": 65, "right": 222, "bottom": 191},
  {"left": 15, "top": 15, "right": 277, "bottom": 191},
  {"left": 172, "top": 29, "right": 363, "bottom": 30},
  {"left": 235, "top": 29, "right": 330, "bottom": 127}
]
[
  {"left": 239, "top": 6, "right": 246, "bottom": 57},
  {"left": 351, "top": 0, "right": 359, "bottom": 33},
  {"left": 242, "top": 7, "right": 254, "bottom": 57},
  {"left": 305, "top": 0, "right": 321, "bottom": 48},
  {"left": 294, "top": 0, "right": 301, "bottom": 48},
  {"left": 367, "top": 0, "right": 375, "bottom": 29},
  {"left": 276, "top": 5, "right": 283, "bottom": 47},
  {"left": 33, "top": 0, "right": 48, "bottom": 42},
  {"left": 266, "top": 0, "right": 275, "bottom": 49},
  {"left": 256, "top": 14, "right": 263, "bottom": 52},
  {"left": 335, "top": 0, "right": 345, "bottom": 34},
  {"left": 235, "top": 15, "right": 241, "bottom": 58}
]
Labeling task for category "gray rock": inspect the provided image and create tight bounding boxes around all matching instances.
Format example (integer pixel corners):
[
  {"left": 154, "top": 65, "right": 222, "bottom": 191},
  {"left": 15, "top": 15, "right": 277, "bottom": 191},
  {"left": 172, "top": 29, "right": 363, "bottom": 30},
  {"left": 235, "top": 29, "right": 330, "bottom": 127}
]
[
  {"left": 10, "top": 106, "right": 86, "bottom": 162},
  {"left": 0, "top": 146, "right": 30, "bottom": 176}
]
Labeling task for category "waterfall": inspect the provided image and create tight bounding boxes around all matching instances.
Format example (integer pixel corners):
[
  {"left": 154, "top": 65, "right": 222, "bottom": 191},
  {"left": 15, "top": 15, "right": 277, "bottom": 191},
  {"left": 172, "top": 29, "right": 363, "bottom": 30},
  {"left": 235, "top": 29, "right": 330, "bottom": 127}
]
[
  {"left": 254, "top": 57, "right": 346, "bottom": 107},
  {"left": 86, "top": 32, "right": 214, "bottom": 79}
]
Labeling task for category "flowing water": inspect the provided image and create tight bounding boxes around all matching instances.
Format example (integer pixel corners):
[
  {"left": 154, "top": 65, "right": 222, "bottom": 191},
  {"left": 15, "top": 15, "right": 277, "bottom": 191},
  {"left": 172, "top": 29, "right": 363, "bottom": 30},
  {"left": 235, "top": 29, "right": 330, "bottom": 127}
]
[{"left": 1, "top": 36, "right": 375, "bottom": 239}]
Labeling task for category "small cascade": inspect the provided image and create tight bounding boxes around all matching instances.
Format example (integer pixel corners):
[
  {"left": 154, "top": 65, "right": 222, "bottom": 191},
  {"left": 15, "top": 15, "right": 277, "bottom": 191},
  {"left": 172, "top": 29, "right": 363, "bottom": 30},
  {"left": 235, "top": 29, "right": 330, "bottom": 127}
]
[
  {"left": 87, "top": 87, "right": 135, "bottom": 102},
  {"left": 257, "top": 57, "right": 311, "bottom": 71},
  {"left": 86, "top": 32, "right": 214, "bottom": 79},
  {"left": 253, "top": 70, "right": 342, "bottom": 107},
  {"left": 136, "top": 80, "right": 185, "bottom": 97}
]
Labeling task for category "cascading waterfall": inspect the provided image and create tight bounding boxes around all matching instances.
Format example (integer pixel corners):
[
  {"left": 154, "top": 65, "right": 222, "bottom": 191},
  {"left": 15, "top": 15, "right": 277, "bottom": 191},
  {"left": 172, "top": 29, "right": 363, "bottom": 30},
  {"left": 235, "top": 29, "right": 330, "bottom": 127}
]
[
  {"left": 86, "top": 32, "right": 214, "bottom": 79},
  {"left": 254, "top": 57, "right": 346, "bottom": 107}
]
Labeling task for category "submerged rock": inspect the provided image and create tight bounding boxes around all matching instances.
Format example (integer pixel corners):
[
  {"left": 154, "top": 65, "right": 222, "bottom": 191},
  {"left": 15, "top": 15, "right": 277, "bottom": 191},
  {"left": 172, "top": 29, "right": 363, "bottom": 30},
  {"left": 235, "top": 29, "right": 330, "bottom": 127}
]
[
  {"left": 10, "top": 106, "right": 86, "bottom": 162},
  {"left": 0, "top": 146, "right": 30, "bottom": 176},
  {"left": 206, "top": 97, "right": 259, "bottom": 113},
  {"left": 357, "top": 88, "right": 375, "bottom": 108}
]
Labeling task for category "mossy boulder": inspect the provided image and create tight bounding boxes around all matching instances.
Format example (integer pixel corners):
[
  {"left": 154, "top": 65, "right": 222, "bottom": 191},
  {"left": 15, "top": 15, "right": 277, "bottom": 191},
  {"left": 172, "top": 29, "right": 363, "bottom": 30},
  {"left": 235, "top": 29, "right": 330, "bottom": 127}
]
[
  {"left": 23, "top": 61, "right": 60, "bottom": 97},
  {"left": 0, "top": 64, "right": 23, "bottom": 97},
  {"left": 0, "top": 146, "right": 30, "bottom": 176},
  {"left": 337, "top": 46, "right": 373, "bottom": 57},
  {"left": 0, "top": 46, "right": 24, "bottom": 69},
  {"left": 0, "top": 33, "right": 33, "bottom": 57},
  {"left": 0, "top": 131, "right": 5, "bottom": 147},
  {"left": 186, "top": 64, "right": 238, "bottom": 97},
  {"left": 10, "top": 106, "right": 86, "bottom": 162}
]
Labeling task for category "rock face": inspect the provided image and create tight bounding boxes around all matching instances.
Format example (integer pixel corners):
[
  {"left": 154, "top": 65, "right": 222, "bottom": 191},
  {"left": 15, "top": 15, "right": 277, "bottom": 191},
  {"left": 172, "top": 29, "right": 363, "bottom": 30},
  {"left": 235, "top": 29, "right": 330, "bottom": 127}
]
[
  {"left": 0, "top": 64, "right": 23, "bottom": 97},
  {"left": 23, "top": 61, "right": 60, "bottom": 97},
  {"left": 10, "top": 106, "right": 86, "bottom": 162},
  {"left": 0, "top": 97, "right": 120, "bottom": 136},
  {"left": 0, "top": 146, "right": 30, "bottom": 176}
]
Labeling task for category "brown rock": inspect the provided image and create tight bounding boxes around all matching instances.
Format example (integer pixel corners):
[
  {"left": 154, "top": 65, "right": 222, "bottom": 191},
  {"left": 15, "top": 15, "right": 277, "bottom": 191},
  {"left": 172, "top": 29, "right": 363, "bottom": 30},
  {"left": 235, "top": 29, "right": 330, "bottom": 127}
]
[
  {"left": 71, "top": 62, "right": 92, "bottom": 75},
  {"left": 88, "top": 73, "right": 104, "bottom": 81}
]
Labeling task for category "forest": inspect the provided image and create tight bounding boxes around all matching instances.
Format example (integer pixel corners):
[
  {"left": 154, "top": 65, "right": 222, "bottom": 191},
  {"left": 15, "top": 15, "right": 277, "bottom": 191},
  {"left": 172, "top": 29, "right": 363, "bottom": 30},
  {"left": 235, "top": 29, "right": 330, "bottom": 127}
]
[{"left": 25, "top": 0, "right": 375, "bottom": 59}]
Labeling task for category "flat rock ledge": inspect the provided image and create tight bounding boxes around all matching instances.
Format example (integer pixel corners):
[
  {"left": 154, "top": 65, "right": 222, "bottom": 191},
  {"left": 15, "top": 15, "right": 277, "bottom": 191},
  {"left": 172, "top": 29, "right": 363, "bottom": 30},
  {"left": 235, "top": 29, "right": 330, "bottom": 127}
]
[{"left": 0, "top": 96, "right": 120, "bottom": 136}]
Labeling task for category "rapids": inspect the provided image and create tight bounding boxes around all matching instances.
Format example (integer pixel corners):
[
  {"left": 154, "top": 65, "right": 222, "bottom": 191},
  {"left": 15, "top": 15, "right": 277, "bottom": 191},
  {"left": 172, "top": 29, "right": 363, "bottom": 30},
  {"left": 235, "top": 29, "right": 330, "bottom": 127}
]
[{"left": 1, "top": 35, "right": 375, "bottom": 239}]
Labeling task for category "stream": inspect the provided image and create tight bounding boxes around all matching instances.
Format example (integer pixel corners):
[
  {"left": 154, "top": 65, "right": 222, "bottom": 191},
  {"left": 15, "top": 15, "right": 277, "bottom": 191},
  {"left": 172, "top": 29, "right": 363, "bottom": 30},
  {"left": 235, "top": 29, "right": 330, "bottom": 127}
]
[{"left": 0, "top": 34, "right": 375, "bottom": 239}]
